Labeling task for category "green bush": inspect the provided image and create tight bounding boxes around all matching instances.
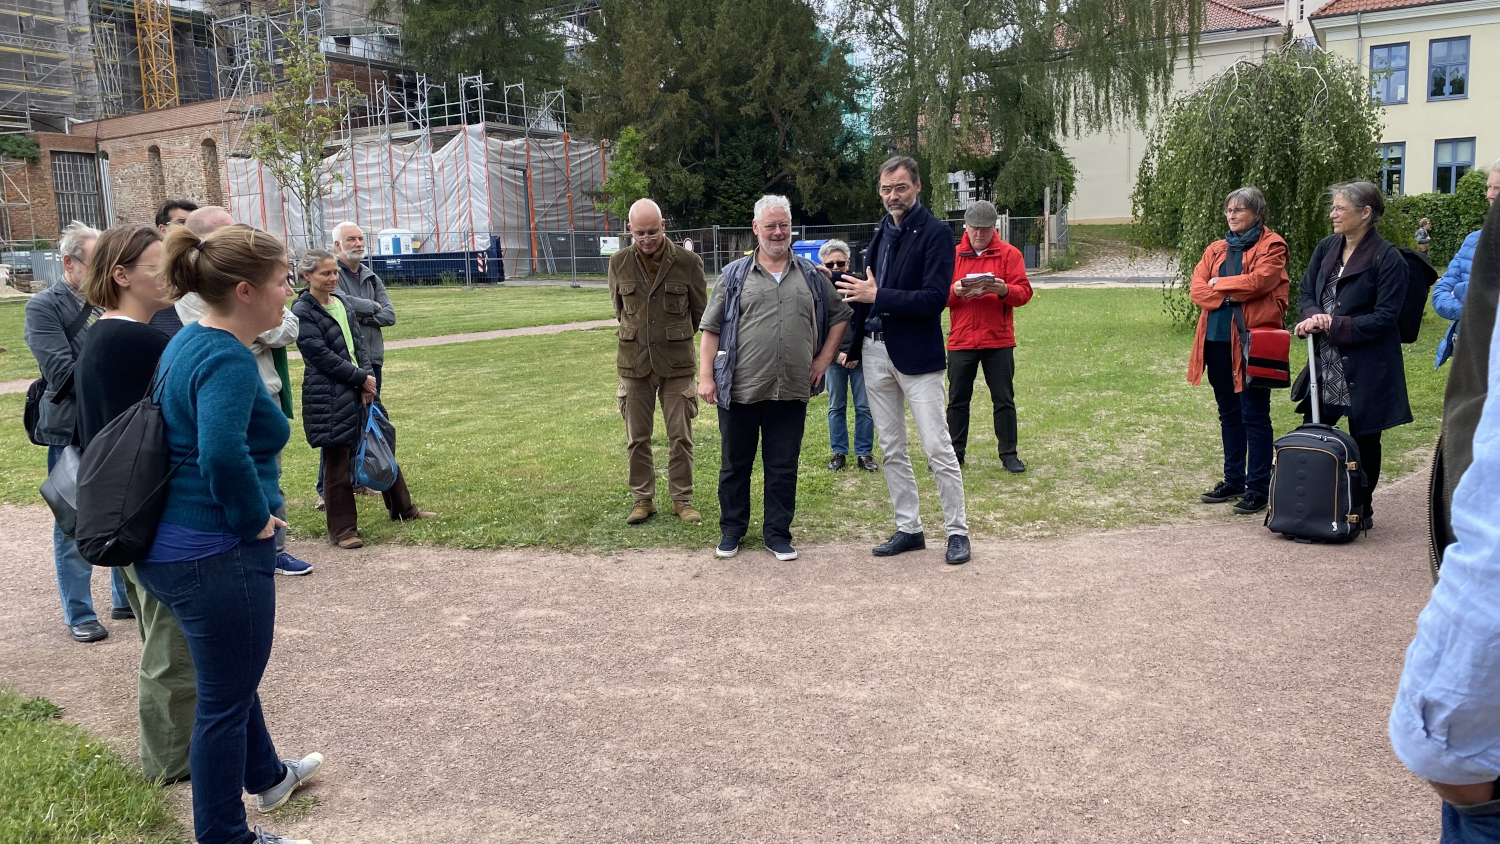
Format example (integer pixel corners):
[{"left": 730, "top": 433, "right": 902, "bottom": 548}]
[{"left": 1386, "top": 168, "right": 1489, "bottom": 268}]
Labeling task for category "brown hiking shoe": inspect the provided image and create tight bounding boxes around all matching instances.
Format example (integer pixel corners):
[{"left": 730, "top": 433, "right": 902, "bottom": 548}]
[
  {"left": 673, "top": 502, "right": 702, "bottom": 523},
  {"left": 626, "top": 500, "right": 656, "bottom": 524},
  {"left": 336, "top": 536, "right": 364, "bottom": 550}
]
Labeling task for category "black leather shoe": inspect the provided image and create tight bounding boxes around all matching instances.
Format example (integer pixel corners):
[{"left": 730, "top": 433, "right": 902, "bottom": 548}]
[
  {"left": 110, "top": 606, "right": 135, "bottom": 620},
  {"left": 857, "top": 455, "right": 878, "bottom": 472},
  {"left": 1001, "top": 455, "right": 1026, "bottom": 474},
  {"left": 1200, "top": 481, "right": 1243, "bottom": 504},
  {"left": 828, "top": 453, "right": 846, "bottom": 471},
  {"left": 1232, "top": 494, "right": 1267, "bottom": 515},
  {"left": 69, "top": 620, "right": 108, "bottom": 643},
  {"left": 945, "top": 534, "right": 971, "bottom": 565},
  {"left": 873, "top": 531, "right": 925, "bottom": 557}
]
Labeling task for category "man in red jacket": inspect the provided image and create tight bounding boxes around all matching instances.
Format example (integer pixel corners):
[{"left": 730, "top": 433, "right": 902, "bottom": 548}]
[{"left": 946, "top": 201, "right": 1034, "bottom": 473}]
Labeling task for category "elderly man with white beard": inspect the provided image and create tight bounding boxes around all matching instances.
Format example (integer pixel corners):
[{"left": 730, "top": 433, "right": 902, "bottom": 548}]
[
  {"left": 331, "top": 221, "right": 396, "bottom": 393},
  {"left": 697, "top": 195, "right": 851, "bottom": 561}
]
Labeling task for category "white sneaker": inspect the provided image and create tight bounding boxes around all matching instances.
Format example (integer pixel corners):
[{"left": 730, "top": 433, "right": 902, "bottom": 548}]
[
  {"left": 767, "top": 540, "right": 798, "bottom": 561},
  {"left": 253, "top": 825, "right": 311, "bottom": 844},
  {"left": 254, "top": 752, "right": 323, "bottom": 812}
]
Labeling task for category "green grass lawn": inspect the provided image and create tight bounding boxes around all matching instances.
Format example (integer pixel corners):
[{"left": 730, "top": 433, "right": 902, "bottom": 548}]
[
  {"left": 0, "top": 690, "right": 185, "bottom": 844},
  {"left": 0, "top": 285, "right": 615, "bottom": 383},
  {"left": 0, "top": 288, "right": 1448, "bottom": 550}
]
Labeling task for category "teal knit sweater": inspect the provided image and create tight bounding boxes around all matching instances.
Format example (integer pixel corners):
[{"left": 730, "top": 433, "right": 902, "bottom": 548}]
[{"left": 157, "top": 322, "right": 291, "bottom": 540}]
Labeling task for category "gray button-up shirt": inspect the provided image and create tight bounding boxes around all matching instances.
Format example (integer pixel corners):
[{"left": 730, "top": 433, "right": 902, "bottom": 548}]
[{"left": 701, "top": 254, "right": 850, "bottom": 405}]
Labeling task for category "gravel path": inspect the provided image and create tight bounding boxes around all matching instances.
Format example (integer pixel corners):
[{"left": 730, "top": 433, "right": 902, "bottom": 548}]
[{"left": 0, "top": 469, "right": 1440, "bottom": 842}]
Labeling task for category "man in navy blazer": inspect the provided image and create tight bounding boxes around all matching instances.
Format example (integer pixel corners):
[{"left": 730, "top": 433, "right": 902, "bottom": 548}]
[{"left": 836, "top": 156, "right": 970, "bottom": 564}]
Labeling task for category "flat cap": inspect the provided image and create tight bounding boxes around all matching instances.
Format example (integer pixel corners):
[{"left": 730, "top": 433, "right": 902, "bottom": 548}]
[{"left": 964, "top": 200, "right": 998, "bottom": 228}]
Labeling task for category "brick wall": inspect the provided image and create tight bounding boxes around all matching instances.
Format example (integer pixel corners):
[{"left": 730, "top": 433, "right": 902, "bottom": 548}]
[
  {"left": 82, "top": 99, "right": 233, "bottom": 227},
  {"left": 4, "top": 132, "right": 100, "bottom": 244}
]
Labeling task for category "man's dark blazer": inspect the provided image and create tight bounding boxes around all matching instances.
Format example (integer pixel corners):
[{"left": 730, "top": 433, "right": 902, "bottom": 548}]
[{"left": 846, "top": 201, "right": 955, "bottom": 375}]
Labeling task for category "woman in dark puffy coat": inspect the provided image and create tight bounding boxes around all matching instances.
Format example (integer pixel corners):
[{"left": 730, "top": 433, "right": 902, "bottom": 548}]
[
  {"left": 1294, "top": 181, "right": 1412, "bottom": 530},
  {"left": 293, "top": 249, "right": 434, "bottom": 549}
]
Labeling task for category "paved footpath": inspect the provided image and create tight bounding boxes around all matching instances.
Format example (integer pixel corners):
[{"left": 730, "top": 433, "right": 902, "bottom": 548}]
[
  {"left": 0, "top": 470, "right": 1440, "bottom": 842},
  {"left": 0, "top": 319, "right": 621, "bottom": 395}
]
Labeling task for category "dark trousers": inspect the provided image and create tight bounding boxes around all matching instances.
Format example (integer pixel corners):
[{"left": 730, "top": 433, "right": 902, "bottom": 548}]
[
  {"left": 1205, "top": 340, "right": 1274, "bottom": 498},
  {"left": 1304, "top": 409, "right": 1383, "bottom": 517},
  {"left": 319, "top": 367, "right": 381, "bottom": 496},
  {"left": 717, "top": 400, "right": 806, "bottom": 544},
  {"left": 322, "top": 444, "right": 418, "bottom": 543},
  {"left": 1443, "top": 797, "right": 1500, "bottom": 843},
  {"left": 133, "top": 539, "right": 286, "bottom": 844},
  {"left": 946, "top": 346, "right": 1017, "bottom": 460},
  {"left": 372, "top": 363, "right": 383, "bottom": 394}
]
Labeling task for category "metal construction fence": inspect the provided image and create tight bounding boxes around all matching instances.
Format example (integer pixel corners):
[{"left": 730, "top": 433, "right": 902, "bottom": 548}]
[{"left": 368, "top": 213, "right": 1069, "bottom": 287}]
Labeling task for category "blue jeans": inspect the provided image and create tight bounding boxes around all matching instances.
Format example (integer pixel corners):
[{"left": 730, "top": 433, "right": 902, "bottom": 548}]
[
  {"left": 48, "top": 445, "right": 127, "bottom": 625},
  {"left": 1444, "top": 797, "right": 1500, "bottom": 842},
  {"left": 826, "top": 361, "right": 873, "bottom": 457},
  {"left": 133, "top": 538, "right": 286, "bottom": 844},
  {"left": 1204, "top": 341, "right": 1273, "bottom": 498}
]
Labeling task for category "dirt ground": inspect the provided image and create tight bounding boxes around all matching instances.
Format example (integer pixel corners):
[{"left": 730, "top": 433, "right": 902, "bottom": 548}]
[{"left": 0, "top": 472, "right": 1441, "bottom": 843}]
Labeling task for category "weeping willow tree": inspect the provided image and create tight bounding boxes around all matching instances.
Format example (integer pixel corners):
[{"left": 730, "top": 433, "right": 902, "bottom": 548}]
[
  {"left": 1133, "top": 41, "right": 1385, "bottom": 326},
  {"left": 839, "top": 0, "right": 1203, "bottom": 212}
]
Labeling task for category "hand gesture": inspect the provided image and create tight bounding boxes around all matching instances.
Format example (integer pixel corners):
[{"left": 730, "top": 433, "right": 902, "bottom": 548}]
[
  {"left": 258, "top": 515, "right": 287, "bottom": 540},
  {"left": 836, "top": 267, "right": 878, "bottom": 304}
]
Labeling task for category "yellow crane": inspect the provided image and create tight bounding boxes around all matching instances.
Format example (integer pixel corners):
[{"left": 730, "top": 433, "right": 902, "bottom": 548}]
[{"left": 134, "top": 0, "right": 178, "bottom": 110}]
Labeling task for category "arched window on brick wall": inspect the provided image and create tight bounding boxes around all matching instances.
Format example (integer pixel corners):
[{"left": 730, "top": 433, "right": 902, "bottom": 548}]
[
  {"left": 147, "top": 145, "right": 165, "bottom": 208},
  {"left": 201, "top": 139, "right": 224, "bottom": 205}
]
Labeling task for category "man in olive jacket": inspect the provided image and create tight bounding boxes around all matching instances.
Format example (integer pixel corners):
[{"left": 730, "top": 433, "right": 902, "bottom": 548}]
[{"left": 609, "top": 198, "right": 709, "bottom": 524}]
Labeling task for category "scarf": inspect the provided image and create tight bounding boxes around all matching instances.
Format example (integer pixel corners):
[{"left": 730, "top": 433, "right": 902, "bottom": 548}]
[{"left": 1208, "top": 225, "right": 1264, "bottom": 342}]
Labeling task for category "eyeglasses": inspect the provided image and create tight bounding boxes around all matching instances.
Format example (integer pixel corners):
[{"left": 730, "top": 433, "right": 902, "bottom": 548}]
[
  {"left": 823, "top": 260, "right": 848, "bottom": 269},
  {"left": 1330, "top": 204, "right": 1366, "bottom": 214},
  {"left": 761, "top": 222, "right": 793, "bottom": 232},
  {"left": 879, "top": 183, "right": 913, "bottom": 196},
  {"left": 1225, "top": 206, "right": 1251, "bottom": 214}
]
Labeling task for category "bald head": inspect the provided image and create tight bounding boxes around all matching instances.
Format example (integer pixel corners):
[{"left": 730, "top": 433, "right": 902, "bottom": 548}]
[
  {"left": 627, "top": 198, "right": 665, "bottom": 256},
  {"left": 186, "top": 206, "right": 234, "bottom": 236}
]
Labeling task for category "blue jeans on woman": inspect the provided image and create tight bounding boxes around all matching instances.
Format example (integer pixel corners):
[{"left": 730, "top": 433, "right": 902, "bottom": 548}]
[
  {"left": 48, "top": 445, "right": 128, "bottom": 625},
  {"left": 1204, "top": 340, "right": 1273, "bottom": 498},
  {"left": 133, "top": 538, "right": 287, "bottom": 844},
  {"left": 827, "top": 361, "right": 874, "bottom": 457}
]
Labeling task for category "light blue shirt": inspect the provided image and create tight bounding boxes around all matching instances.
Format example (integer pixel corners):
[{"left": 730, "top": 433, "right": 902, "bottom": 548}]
[{"left": 1390, "top": 311, "right": 1500, "bottom": 785}]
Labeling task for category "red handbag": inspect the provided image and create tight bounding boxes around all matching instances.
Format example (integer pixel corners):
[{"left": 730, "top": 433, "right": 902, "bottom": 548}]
[{"left": 1231, "top": 305, "right": 1291, "bottom": 389}]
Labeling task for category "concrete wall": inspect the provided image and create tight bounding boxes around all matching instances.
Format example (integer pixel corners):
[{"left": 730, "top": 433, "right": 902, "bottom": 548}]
[
  {"left": 1317, "top": 0, "right": 1500, "bottom": 195},
  {"left": 1062, "top": 28, "right": 1284, "bottom": 224}
]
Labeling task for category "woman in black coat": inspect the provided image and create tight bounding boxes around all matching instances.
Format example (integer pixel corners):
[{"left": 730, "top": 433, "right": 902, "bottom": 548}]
[
  {"left": 1294, "top": 181, "right": 1412, "bottom": 528},
  {"left": 293, "top": 249, "right": 433, "bottom": 549}
]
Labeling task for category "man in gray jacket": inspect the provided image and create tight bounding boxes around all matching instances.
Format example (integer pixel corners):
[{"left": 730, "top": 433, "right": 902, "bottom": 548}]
[
  {"left": 24, "top": 220, "right": 129, "bottom": 642},
  {"left": 331, "top": 221, "right": 396, "bottom": 392}
]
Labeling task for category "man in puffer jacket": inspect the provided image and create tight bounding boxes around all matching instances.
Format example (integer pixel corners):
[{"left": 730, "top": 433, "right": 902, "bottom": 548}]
[
  {"left": 1435, "top": 158, "right": 1500, "bottom": 368},
  {"left": 945, "top": 201, "right": 1034, "bottom": 473}
]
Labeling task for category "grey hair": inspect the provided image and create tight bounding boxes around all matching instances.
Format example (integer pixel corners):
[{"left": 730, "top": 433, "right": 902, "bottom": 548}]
[
  {"left": 818, "top": 239, "right": 851, "bottom": 261},
  {"left": 1330, "top": 181, "right": 1385, "bottom": 223},
  {"left": 753, "top": 194, "right": 792, "bottom": 224},
  {"left": 1489, "top": 157, "right": 1500, "bottom": 176},
  {"left": 330, "top": 220, "right": 362, "bottom": 242},
  {"left": 298, "top": 247, "right": 338, "bottom": 277},
  {"left": 1224, "top": 187, "right": 1268, "bottom": 226},
  {"left": 58, "top": 220, "right": 101, "bottom": 262}
]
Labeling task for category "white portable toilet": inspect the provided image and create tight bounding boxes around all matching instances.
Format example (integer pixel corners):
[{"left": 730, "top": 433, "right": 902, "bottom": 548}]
[{"left": 375, "top": 228, "right": 415, "bottom": 256}]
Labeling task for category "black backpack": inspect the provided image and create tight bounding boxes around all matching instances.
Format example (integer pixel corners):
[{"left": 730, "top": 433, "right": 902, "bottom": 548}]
[
  {"left": 23, "top": 300, "right": 94, "bottom": 446},
  {"left": 74, "top": 368, "right": 197, "bottom": 567},
  {"left": 1387, "top": 243, "right": 1438, "bottom": 344}
]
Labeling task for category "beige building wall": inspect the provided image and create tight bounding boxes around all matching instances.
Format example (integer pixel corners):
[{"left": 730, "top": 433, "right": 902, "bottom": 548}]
[
  {"left": 1316, "top": 0, "right": 1500, "bottom": 195},
  {"left": 1064, "top": 28, "right": 1283, "bottom": 224}
]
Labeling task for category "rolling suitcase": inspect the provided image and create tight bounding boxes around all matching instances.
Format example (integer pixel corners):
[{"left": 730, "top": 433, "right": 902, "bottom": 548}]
[{"left": 1265, "top": 334, "right": 1366, "bottom": 543}]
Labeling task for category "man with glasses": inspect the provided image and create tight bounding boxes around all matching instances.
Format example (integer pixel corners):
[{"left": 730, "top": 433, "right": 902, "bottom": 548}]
[
  {"left": 699, "top": 195, "right": 850, "bottom": 561},
  {"left": 24, "top": 221, "right": 131, "bottom": 641},
  {"left": 945, "top": 200, "right": 1033, "bottom": 473},
  {"left": 834, "top": 156, "right": 970, "bottom": 565},
  {"left": 819, "top": 239, "right": 877, "bottom": 472},
  {"left": 610, "top": 198, "right": 709, "bottom": 525},
  {"left": 148, "top": 199, "right": 198, "bottom": 338}
]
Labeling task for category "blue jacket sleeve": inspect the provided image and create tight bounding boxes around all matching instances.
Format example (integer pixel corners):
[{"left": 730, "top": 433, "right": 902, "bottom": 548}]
[
  {"left": 1433, "top": 231, "right": 1479, "bottom": 322},
  {"left": 194, "top": 353, "right": 273, "bottom": 540},
  {"left": 1391, "top": 315, "right": 1500, "bottom": 784},
  {"left": 871, "top": 223, "right": 954, "bottom": 318}
]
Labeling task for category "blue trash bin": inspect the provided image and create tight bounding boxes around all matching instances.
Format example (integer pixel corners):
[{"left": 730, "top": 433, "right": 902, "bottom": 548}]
[{"left": 791, "top": 239, "right": 829, "bottom": 264}]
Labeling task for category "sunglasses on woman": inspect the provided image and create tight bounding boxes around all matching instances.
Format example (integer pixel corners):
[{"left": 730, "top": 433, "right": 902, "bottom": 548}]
[{"left": 823, "top": 260, "right": 848, "bottom": 269}]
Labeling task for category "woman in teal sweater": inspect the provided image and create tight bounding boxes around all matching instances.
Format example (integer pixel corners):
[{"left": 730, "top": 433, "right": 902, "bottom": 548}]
[{"left": 134, "top": 224, "right": 323, "bottom": 844}]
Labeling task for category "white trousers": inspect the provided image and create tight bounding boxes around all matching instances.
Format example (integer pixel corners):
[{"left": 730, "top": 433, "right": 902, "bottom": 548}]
[{"left": 862, "top": 337, "right": 968, "bottom": 536}]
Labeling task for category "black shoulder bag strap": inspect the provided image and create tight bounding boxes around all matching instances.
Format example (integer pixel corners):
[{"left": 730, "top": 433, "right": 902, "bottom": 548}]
[{"left": 47, "top": 300, "right": 96, "bottom": 403}]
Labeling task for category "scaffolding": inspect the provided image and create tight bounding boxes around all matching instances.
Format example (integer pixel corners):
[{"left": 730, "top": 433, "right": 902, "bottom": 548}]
[{"left": 134, "top": 0, "right": 176, "bottom": 109}]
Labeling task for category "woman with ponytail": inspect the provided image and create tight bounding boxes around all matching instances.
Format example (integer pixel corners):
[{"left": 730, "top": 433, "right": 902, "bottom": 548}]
[{"left": 136, "top": 224, "right": 324, "bottom": 844}]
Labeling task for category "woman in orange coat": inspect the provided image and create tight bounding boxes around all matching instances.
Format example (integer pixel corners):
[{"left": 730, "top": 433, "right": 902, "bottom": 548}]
[{"left": 1187, "top": 187, "right": 1290, "bottom": 515}]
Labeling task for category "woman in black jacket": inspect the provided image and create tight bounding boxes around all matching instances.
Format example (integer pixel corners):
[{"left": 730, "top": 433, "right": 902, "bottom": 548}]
[
  {"left": 1294, "top": 181, "right": 1412, "bottom": 529},
  {"left": 293, "top": 249, "right": 434, "bottom": 549}
]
